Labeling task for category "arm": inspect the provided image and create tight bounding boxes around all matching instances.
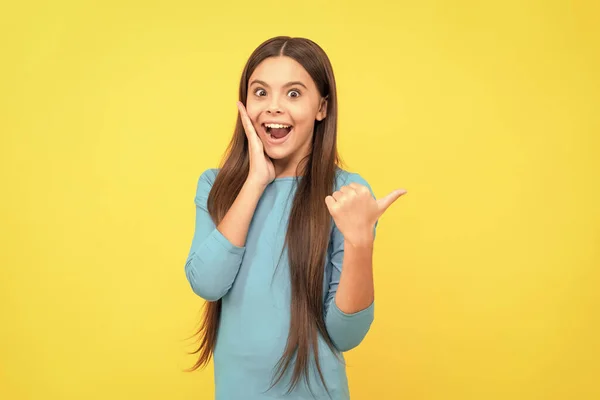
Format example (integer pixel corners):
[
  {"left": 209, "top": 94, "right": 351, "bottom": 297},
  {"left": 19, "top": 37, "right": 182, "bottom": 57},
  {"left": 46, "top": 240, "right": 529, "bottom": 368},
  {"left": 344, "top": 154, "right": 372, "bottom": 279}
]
[
  {"left": 335, "top": 239, "right": 375, "bottom": 313},
  {"left": 184, "top": 169, "right": 265, "bottom": 301},
  {"left": 324, "top": 173, "right": 378, "bottom": 352},
  {"left": 217, "top": 176, "right": 266, "bottom": 247}
]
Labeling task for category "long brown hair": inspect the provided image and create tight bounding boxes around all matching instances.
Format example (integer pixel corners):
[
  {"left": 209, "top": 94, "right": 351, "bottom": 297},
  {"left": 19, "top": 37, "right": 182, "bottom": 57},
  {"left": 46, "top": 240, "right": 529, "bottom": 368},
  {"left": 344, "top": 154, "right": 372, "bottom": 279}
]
[{"left": 188, "top": 36, "right": 343, "bottom": 394}]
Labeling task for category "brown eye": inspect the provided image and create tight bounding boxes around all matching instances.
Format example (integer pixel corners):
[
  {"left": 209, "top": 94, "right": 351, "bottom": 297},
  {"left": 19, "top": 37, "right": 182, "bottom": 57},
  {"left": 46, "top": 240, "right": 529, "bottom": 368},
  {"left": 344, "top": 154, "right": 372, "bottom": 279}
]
[
  {"left": 254, "top": 88, "right": 267, "bottom": 96},
  {"left": 288, "top": 89, "right": 301, "bottom": 98}
]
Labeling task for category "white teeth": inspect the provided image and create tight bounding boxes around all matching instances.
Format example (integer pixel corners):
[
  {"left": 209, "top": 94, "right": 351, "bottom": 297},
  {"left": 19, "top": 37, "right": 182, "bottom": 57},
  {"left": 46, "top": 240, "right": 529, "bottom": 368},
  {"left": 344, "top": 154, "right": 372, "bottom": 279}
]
[{"left": 264, "top": 123, "right": 291, "bottom": 129}]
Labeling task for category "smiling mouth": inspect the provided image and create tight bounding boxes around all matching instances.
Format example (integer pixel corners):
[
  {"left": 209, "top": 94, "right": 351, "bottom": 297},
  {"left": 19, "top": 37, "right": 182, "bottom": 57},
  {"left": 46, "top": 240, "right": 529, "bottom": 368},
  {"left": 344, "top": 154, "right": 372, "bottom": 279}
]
[{"left": 263, "top": 123, "right": 293, "bottom": 139}]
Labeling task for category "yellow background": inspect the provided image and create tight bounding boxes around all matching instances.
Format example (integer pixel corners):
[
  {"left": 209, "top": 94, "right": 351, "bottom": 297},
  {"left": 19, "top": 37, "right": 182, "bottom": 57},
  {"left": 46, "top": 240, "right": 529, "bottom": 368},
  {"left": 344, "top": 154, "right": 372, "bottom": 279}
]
[{"left": 1, "top": 1, "right": 598, "bottom": 399}]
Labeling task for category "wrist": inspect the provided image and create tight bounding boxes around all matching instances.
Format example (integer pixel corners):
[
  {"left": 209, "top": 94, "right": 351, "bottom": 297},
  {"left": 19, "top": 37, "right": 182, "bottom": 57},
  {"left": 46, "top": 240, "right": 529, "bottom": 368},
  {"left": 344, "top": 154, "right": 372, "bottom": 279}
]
[
  {"left": 244, "top": 178, "right": 267, "bottom": 192},
  {"left": 344, "top": 234, "right": 374, "bottom": 249}
]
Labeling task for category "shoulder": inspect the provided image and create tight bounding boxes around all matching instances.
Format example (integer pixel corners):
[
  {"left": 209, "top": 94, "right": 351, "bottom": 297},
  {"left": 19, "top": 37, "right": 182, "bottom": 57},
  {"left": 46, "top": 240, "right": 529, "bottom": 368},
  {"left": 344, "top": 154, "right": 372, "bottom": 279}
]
[
  {"left": 195, "top": 168, "right": 220, "bottom": 197},
  {"left": 334, "top": 167, "right": 375, "bottom": 197},
  {"left": 198, "top": 168, "right": 220, "bottom": 184}
]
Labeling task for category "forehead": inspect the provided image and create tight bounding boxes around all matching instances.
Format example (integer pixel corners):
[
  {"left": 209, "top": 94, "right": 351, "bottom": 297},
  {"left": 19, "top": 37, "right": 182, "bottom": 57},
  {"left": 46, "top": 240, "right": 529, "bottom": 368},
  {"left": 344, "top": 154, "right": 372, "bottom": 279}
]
[{"left": 249, "top": 56, "right": 315, "bottom": 88}]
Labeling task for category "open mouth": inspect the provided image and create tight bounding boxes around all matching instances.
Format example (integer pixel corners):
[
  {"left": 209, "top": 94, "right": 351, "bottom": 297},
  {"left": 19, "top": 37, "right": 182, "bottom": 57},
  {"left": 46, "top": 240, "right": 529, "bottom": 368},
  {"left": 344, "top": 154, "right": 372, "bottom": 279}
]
[{"left": 263, "top": 123, "right": 293, "bottom": 140}]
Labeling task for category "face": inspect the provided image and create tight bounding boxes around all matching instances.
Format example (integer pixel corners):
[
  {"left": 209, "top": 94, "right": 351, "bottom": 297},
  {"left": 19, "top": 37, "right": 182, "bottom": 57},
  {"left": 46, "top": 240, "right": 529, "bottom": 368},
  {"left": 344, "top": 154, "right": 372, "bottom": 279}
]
[{"left": 246, "top": 56, "right": 327, "bottom": 165}]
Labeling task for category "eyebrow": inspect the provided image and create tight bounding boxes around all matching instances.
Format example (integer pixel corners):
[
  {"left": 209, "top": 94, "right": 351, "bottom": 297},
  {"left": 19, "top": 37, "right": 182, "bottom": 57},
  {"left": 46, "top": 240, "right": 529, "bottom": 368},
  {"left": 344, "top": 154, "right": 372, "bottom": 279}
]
[{"left": 249, "top": 79, "right": 308, "bottom": 90}]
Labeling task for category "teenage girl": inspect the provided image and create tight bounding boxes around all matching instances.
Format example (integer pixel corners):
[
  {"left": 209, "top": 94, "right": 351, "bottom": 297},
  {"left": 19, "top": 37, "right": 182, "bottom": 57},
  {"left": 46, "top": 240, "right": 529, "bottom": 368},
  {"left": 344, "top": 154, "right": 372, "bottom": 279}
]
[{"left": 185, "top": 36, "right": 406, "bottom": 400}]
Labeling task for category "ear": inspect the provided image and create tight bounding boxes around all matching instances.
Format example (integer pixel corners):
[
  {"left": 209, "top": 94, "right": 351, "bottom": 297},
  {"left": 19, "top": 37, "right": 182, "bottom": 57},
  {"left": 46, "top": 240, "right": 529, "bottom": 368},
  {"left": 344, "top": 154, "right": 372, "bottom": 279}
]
[{"left": 316, "top": 96, "right": 328, "bottom": 121}]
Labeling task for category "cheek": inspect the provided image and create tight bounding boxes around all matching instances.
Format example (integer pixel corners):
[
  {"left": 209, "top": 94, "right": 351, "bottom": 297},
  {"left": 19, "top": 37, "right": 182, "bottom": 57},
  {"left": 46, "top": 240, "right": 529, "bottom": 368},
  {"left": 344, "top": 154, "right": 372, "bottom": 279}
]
[
  {"left": 289, "top": 103, "right": 313, "bottom": 123},
  {"left": 245, "top": 102, "right": 261, "bottom": 125},
  {"left": 290, "top": 106, "right": 317, "bottom": 132}
]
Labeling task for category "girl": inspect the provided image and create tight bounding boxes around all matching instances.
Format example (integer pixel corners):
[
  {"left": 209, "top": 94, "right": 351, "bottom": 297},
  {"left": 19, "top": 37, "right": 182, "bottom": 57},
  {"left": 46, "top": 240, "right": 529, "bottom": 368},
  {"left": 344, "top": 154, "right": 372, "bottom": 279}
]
[{"left": 185, "top": 36, "right": 406, "bottom": 399}]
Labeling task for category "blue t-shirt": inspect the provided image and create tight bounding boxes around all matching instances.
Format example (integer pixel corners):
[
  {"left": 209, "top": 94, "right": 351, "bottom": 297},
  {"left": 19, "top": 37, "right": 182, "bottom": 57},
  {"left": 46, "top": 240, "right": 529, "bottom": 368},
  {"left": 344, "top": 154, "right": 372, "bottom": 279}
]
[{"left": 185, "top": 168, "right": 377, "bottom": 399}]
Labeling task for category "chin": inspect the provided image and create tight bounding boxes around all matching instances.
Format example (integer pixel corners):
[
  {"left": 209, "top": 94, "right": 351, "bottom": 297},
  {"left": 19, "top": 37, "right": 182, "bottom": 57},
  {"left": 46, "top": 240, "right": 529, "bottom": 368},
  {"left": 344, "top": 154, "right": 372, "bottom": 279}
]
[{"left": 265, "top": 148, "right": 290, "bottom": 160}]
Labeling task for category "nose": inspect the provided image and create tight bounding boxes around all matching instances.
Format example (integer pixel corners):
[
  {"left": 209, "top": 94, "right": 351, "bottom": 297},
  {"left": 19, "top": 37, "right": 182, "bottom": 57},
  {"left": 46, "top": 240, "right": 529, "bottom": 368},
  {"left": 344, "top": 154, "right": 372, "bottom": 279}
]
[{"left": 266, "top": 97, "right": 284, "bottom": 114}]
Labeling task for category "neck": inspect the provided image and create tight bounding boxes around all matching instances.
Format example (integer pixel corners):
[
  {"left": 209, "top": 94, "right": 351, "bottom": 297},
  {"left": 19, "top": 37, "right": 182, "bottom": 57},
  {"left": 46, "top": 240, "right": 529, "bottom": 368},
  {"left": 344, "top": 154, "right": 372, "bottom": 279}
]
[
  {"left": 274, "top": 161, "right": 300, "bottom": 179},
  {"left": 273, "top": 153, "right": 308, "bottom": 179}
]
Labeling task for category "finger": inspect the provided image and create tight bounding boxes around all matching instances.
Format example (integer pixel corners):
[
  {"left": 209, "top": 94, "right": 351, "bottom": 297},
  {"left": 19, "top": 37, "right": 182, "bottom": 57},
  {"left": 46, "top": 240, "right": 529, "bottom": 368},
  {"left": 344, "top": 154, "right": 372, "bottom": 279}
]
[
  {"left": 332, "top": 191, "right": 344, "bottom": 201},
  {"left": 347, "top": 182, "right": 370, "bottom": 195},
  {"left": 325, "top": 195, "right": 337, "bottom": 214},
  {"left": 376, "top": 189, "right": 407, "bottom": 214},
  {"left": 237, "top": 102, "right": 257, "bottom": 137},
  {"left": 237, "top": 102, "right": 263, "bottom": 155},
  {"left": 237, "top": 102, "right": 252, "bottom": 133},
  {"left": 339, "top": 186, "right": 356, "bottom": 194}
]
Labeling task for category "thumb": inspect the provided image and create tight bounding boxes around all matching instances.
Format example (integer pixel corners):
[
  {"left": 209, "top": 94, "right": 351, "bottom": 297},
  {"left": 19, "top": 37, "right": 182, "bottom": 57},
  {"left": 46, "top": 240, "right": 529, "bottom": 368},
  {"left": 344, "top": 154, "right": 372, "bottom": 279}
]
[{"left": 376, "top": 189, "right": 407, "bottom": 214}]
